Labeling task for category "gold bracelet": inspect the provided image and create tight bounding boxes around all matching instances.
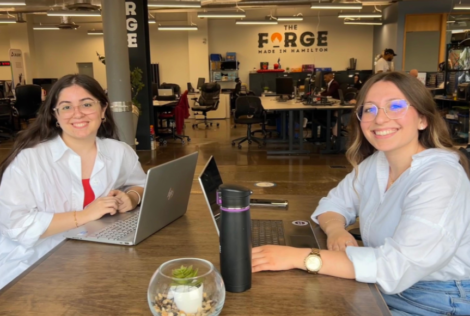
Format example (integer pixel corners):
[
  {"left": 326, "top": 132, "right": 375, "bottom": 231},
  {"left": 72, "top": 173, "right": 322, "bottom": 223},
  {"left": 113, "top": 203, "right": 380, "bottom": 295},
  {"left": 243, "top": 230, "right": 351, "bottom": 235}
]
[
  {"left": 126, "top": 190, "right": 142, "bottom": 205},
  {"left": 323, "top": 219, "right": 346, "bottom": 226},
  {"left": 74, "top": 211, "right": 79, "bottom": 228}
]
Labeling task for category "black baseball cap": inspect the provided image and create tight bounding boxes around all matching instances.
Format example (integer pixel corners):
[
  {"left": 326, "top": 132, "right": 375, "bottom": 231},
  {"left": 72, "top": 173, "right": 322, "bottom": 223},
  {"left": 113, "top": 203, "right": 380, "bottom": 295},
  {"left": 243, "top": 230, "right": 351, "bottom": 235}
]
[{"left": 384, "top": 48, "right": 397, "bottom": 56}]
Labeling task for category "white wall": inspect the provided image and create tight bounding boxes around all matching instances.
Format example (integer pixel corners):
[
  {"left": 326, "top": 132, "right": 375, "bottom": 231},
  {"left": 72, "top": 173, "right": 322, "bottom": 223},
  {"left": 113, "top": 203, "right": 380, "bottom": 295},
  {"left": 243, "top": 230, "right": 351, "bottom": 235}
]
[
  {"left": 149, "top": 23, "right": 190, "bottom": 92},
  {"left": 0, "top": 25, "right": 11, "bottom": 80},
  {"left": 33, "top": 24, "right": 107, "bottom": 87},
  {"left": 374, "top": 4, "right": 398, "bottom": 68},
  {"left": 187, "top": 12, "right": 209, "bottom": 89},
  {"left": 208, "top": 16, "right": 374, "bottom": 85}
]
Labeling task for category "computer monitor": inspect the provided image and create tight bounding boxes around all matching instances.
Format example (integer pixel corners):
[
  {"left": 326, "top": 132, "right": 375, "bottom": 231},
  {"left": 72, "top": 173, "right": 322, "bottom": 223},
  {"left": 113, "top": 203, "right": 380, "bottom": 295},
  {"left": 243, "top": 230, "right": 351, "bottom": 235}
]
[
  {"left": 197, "top": 78, "right": 205, "bottom": 90},
  {"left": 4, "top": 80, "right": 13, "bottom": 98},
  {"left": 32, "top": 78, "right": 58, "bottom": 94},
  {"left": 0, "top": 81, "right": 5, "bottom": 99},
  {"left": 151, "top": 83, "right": 159, "bottom": 99},
  {"left": 275, "top": 77, "right": 294, "bottom": 99},
  {"left": 314, "top": 71, "right": 322, "bottom": 94}
]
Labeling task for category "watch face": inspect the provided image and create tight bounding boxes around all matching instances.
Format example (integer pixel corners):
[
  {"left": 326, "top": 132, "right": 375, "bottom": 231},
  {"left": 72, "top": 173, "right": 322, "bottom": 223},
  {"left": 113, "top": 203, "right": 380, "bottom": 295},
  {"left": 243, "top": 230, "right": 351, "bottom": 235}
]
[{"left": 306, "top": 255, "right": 322, "bottom": 271}]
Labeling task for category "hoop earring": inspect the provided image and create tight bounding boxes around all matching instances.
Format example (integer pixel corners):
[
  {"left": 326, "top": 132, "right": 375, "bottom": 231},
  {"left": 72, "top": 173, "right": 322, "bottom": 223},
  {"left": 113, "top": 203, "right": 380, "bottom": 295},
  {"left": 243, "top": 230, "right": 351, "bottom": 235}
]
[{"left": 101, "top": 117, "right": 106, "bottom": 123}]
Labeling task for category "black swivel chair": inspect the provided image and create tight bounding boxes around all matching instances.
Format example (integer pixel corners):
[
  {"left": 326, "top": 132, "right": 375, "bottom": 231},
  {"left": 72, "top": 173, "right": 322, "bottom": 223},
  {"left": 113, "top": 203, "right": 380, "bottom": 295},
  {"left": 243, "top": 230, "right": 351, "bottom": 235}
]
[
  {"left": 344, "top": 87, "right": 358, "bottom": 102},
  {"left": 232, "top": 96, "right": 265, "bottom": 149},
  {"left": 191, "top": 82, "right": 221, "bottom": 129},
  {"left": 13, "top": 84, "right": 42, "bottom": 127},
  {"left": 160, "top": 83, "right": 181, "bottom": 98},
  {"left": 0, "top": 98, "right": 14, "bottom": 142}
]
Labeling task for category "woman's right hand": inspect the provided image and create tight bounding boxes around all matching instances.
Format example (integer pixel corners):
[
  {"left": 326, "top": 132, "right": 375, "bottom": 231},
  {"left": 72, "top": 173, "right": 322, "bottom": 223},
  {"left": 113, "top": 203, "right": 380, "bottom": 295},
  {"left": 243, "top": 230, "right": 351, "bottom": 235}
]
[
  {"left": 327, "top": 228, "right": 358, "bottom": 251},
  {"left": 82, "top": 197, "right": 120, "bottom": 223}
]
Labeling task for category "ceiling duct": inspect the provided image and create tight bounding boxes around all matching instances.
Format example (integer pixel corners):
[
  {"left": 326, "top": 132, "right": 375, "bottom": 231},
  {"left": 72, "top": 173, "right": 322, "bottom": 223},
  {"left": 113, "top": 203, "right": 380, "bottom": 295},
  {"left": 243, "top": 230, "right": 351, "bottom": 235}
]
[
  {"left": 57, "top": 16, "right": 80, "bottom": 29},
  {"left": 15, "top": 12, "right": 25, "bottom": 23},
  {"left": 66, "top": 0, "right": 100, "bottom": 11}
]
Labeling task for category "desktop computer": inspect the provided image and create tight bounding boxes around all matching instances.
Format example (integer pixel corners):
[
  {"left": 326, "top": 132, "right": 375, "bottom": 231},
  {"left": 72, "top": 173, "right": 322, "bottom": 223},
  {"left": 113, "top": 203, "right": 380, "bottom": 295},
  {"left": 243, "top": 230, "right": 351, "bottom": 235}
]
[
  {"left": 275, "top": 77, "right": 294, "bottom": 101},
  {"left": 314, "top": 71, "right": 323, "bottom": 94},
  {"left": 197, "top": 78, "right": 205, "bottom": 91}
]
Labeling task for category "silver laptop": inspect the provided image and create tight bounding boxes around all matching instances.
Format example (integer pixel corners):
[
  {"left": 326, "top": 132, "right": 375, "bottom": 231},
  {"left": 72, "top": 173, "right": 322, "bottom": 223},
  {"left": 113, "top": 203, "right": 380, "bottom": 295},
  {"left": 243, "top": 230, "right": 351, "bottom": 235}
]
[
  {"left": 158, "top": 88, "right": 174, "bottom": 96},
  {"left": 64, "top": 151, "right": 199, "bottom": 246},
  {"left": 198, "top": 156, "right": 321, "bottom": 248}
]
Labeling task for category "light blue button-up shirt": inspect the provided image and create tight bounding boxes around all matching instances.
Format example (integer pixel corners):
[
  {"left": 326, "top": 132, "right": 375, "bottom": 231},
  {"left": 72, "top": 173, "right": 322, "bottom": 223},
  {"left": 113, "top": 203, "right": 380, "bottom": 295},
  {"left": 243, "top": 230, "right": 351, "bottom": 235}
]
[
  {"left": 0, "top": 136, "right": 146, "bottom": 289},
  {"left": 312, "top": 149, "right": 470, "bottom": 294}
]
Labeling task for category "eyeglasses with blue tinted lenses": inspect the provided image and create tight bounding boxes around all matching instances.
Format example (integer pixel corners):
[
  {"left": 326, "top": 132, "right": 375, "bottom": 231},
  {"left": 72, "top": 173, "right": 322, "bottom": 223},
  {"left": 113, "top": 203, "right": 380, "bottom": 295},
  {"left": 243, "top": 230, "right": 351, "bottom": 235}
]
[{"left": 356, "top": 99, "right": 410, "bottom": 122}]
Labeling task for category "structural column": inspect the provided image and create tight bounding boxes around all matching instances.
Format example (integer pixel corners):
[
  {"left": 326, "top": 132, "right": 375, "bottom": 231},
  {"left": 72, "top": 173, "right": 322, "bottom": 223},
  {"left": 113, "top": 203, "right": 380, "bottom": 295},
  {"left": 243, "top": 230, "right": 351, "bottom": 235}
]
[{"left": 101, "top": 0, "right": 135, "bottom": 148}]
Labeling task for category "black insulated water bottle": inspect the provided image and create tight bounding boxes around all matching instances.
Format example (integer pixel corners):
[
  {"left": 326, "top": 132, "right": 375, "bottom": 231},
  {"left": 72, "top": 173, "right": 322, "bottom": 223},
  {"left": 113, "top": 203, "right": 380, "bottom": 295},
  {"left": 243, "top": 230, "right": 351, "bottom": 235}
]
[{"left": 217, "top": 184, "right": 252, "bottom": 293}]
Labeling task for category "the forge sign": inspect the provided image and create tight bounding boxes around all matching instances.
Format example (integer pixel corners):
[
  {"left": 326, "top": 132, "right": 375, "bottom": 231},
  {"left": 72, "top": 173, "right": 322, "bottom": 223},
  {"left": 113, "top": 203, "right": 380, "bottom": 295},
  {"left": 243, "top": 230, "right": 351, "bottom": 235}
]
[{"left": 257, "top": 28, "right": 328, "bottom": 54}]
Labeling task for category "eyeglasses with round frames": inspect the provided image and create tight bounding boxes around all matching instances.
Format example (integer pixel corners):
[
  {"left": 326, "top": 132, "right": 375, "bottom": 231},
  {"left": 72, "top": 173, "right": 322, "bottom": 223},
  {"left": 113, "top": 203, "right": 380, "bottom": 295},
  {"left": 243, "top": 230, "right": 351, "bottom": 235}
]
[
  {"left": 356, "top": 99, "right": 410, "bottom": 122},
  {"left": 53, "top": 101, "right": 101, "bottom": 119}
]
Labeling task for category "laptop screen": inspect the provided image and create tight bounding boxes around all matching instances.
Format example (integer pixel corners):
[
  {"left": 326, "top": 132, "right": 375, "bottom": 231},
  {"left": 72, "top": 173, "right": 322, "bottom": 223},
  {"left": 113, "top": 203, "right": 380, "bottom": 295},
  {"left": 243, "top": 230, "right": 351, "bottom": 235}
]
[{"left": 199, "top": 156, "right": 223, "bottom": 230}]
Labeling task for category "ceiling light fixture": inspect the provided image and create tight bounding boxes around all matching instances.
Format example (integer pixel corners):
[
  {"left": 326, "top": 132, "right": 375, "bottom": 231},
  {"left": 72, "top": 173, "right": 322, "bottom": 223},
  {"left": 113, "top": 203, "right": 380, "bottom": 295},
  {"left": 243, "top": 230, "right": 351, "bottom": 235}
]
[
  {"left": 454, "top": 3, "right": 470, "bottom": 10},
  {"left": 311, "top": 3, "right": 363, "bottom": 10},
  {"left": 148, "top": 1, "right": 201, "bottom": 8},
  {"left": 236, "top": 20, "right": 278, "bottom": 25},
  {"left": 148, "top": 18, "right": 156, "bottom": 23},
  {"left": 197, "top": 11, "right": 246, "bottom": 18},
  {"left": 0, "top": 0, "right": 26, "bottom": 5},
  {"left": 158, "top": 25, "right": 198, "bottom": 31},
  {"left": 344, "top": 20, "right": 383, "bottom": 25},
  {"left": 0, "top": 18, "right": 15, "bottom": 23},
  {"left": 33, "top": 26, "right": 60, "bottom": 30},
  {"left": 47, "top": 10, "right": 101, "bottom": 17},
  {"left": 87, "top": 30, "right": 103, "bottom": 35},
  {"left": 447, "top": 20, "right": 456, "bottom": 23},
  {"left": 338, "top": 13, "right": 382, "bottom": 18},
  {"left": 276, "top": 16, "right": 303, "bottom": 21},
  {"left": 452, "top": 29, "right": 470, "bottom": 33}
]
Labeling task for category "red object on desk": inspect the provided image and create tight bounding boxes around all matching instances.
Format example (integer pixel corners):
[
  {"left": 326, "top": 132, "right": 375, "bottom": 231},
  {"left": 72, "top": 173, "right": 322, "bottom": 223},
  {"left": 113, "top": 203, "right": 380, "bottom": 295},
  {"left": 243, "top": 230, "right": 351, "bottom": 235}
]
[{"left": 256, "top": 69, "right": 285, "bottom": 73}]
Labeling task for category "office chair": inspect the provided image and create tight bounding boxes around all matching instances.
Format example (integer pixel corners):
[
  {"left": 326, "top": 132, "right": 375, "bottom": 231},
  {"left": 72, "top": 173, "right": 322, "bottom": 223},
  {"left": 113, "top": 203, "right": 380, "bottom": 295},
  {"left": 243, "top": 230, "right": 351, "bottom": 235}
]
[
  {"left": 0, "top": 98, "right": 14, "bottom": 142},
  {"left": 160, "top": 83, "right": 181, "bottom": 97},
  {"left": 344, "top": 87, "right": 358, "bottom": 102},
  {"left": 232, "top": 96, "right": 265, "bottom": 149},
  {"left": 157, "top": 90, "right": 191, "bottom": 144},
  {"left": 13, "top": 84, "right": 42, "bottom": 127},
  {"left": 191, "top": 82, "right": 221, "bottom": 129}
]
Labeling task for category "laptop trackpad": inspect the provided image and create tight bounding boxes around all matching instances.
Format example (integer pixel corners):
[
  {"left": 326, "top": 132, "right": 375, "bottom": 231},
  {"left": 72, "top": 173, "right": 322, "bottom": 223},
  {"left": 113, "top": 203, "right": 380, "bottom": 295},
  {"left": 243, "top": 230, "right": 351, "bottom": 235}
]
[{"left": 288, "top": 235, "right": 318, "bottom": 248}]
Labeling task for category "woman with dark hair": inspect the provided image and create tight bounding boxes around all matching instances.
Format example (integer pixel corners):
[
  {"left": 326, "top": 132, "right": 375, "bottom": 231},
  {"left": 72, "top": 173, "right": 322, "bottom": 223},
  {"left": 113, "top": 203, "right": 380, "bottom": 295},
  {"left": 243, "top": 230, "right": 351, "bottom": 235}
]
[
  {"left": 252, "top": 72, "right": 470, "bottom": 315},
  {"left": 353, "top": 74, "right": 362, "bottom": 90},
  {"left": 0, "top": 74, "right": 146, "bottom": 289}
]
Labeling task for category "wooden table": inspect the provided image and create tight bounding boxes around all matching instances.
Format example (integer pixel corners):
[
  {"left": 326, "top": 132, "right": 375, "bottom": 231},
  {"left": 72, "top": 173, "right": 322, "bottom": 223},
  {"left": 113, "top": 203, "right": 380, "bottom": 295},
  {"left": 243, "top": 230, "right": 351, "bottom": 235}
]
[
  {"left": 0, "top": 194, "right": 390, "bottom": 316},
  {"left": 260, "top": 97, "right": 354, "bottom": 155}
]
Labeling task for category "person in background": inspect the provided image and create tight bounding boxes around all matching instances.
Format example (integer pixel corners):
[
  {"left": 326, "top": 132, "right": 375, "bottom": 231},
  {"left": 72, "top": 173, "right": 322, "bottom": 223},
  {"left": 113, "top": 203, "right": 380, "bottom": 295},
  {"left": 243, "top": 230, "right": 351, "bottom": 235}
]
[
  {"left": 0, "top": 74, "right": 146, "bottom": 289},
  {"left": 375, "top": 49, "right": 396, "bottom": 74},
  {"left": 320, "top": 71, "right": 340, "bottom": 100},
  {"left": 252, "top": 72, "right": 470, "bottom": 316},
  {"left": 409, "top": 69, "right": 419, "bottom": 78},
  {"left": 352, "top": 75, "right": 363, "bottom": 90}
]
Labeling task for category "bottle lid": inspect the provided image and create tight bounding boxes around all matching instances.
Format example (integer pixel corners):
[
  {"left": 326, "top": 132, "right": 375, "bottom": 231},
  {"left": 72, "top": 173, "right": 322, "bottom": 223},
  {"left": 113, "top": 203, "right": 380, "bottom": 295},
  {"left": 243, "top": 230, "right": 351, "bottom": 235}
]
[
  {"left": 219, "top": 184, "right": 251, "bottom": 198},
  {"left": 218, "top": 184, "right": 252, "bottom": 209}
]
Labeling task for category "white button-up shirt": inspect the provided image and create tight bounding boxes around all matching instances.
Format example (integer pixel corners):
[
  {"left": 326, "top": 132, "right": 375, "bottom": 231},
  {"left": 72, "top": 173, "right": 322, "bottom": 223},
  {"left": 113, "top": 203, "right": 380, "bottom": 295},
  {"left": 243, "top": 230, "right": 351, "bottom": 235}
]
[
  {"left": 312, "top": 149, "right": 470, "bottom": 294},
  {"left": 0, "top": 136, "right": 146, "bottom": 289}
]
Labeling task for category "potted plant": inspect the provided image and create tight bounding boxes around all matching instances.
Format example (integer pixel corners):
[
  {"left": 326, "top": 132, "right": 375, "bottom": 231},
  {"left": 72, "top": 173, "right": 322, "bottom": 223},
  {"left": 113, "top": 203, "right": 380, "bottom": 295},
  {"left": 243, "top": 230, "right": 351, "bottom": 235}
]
[
  {"left": 286, "top": 67, "right": 290, "bottom": 73},
  {"left": 169, "top": 265, "right": 204, "bottom": 313},
  {"left": 263, "top": 86, "right": 269, "bottom": 92}
]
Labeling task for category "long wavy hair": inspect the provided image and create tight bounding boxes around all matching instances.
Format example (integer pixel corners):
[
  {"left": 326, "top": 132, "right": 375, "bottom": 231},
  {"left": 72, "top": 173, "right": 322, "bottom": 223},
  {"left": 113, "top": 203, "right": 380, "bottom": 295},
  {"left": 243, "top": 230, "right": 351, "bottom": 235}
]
[
  {"left": 0, "top": 74, "right": 119, "bottom": 182},
  {"left": 346, "top": 72, "right": 470, "bottom": 178}
]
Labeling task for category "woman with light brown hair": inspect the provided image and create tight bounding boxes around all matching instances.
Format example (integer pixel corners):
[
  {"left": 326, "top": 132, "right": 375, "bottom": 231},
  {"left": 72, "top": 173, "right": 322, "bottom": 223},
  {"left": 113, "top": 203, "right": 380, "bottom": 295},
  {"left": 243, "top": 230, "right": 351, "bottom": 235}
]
[{"left": 252, "top": 72, "right": 470, "bottom": 315}]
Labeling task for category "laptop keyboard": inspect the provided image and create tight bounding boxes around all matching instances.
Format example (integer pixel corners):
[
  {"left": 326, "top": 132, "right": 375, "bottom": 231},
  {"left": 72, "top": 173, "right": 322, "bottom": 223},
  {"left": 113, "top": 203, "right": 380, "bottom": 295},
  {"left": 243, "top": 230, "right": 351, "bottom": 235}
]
[
  {"left": 94, "top": 212, "right": 139, "bottom": 240},
  {"left": 252, "top": 219, "right": 286, "bottom": 247}
]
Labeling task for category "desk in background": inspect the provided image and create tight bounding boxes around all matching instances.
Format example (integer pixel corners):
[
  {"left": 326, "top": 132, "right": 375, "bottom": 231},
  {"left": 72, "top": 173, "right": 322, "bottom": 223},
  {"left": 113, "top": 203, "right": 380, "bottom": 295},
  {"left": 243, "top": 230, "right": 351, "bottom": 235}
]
[
  {"left": 0, "top": 194, "right": 391, "bottom": 316},
  {"left": 260, "top": 97, "right": 354, "bottom": 155}
]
